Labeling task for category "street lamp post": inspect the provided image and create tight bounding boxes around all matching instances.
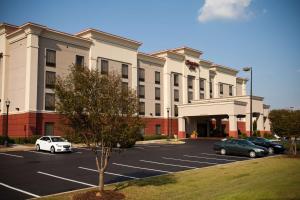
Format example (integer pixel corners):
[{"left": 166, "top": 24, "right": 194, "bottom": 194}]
[
  {"left": 167, "top": 108, "right": 170, "bottom": 138},
  {"left": 5, "top": 99, "right": 10, "bottom": 147},
  {"left": 243, "top": 67, "right": 253, "bottom": 136}
]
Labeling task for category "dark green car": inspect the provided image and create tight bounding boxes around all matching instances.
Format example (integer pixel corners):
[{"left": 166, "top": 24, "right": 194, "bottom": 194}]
[{"left": 213, "top": 138, "right": 269, "bottom": 158}]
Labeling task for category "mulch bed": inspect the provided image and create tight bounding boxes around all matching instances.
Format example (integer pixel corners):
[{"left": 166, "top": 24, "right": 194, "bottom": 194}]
[{"left": 73, "top": 190, "right": 125, "bottom": 200}]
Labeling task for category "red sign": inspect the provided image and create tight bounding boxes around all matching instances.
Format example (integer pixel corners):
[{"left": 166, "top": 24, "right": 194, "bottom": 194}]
[{"left": 185, "top": 60, "right": 199, "bottom": 70}]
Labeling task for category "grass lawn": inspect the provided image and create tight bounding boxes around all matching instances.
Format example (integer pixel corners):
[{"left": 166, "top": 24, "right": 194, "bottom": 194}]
[{"left": 38, "top": 156, "right": 300, "bottom": 200}]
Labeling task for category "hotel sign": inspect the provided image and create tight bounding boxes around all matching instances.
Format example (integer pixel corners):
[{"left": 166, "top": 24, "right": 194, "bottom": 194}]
[{"left": 185, "top": 60, "right": 199, "bottom": 70}]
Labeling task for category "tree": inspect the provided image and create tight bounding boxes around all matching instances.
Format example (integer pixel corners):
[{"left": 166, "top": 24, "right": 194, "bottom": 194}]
[
  {"left": 55, "top": 65, "right": 143, "bottom": 194},
  {"left": 269, "top": 109, "right": 300, "bottom": 155}
]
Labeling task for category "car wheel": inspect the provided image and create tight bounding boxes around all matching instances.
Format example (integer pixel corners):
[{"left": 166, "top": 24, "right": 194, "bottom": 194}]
[
  {"left": 36, "top": 144, "right": 40, "bottom": 151},
  {"left": 249, "top": 151, "right": 256, "bottom": 158},
  {"left": 50, "top": 146, "right": 55, "bottom": 154},
  {"left": 268, "top": 147, "right": 274, "bottom": 154},
  {"left": 220, "top": 148, "right": 226, "bottom": 155}
]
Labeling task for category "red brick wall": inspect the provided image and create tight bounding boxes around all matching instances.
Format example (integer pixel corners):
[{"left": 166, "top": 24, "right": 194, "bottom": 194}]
[
  {"left": 1, "top": 112, "right": 180, "bottom": 138},
  {"left": 142, "top": 117, "right": 178, "bottom": 136},
  {"left": 237, "top": 121, "right": 246, "bottom": 134},
  {"left": 0, "top": 112, "right": 66, "bottom": 138}
]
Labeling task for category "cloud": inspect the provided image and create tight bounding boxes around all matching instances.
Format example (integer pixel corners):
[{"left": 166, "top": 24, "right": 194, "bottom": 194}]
[{"left": 198, "top": 0, "right": 252, "bottom": 23}]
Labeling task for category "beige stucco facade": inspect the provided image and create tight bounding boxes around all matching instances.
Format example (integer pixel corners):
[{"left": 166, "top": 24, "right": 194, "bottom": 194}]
[{"left": 0, "top": 22, "right": 271, "bottom": 138}]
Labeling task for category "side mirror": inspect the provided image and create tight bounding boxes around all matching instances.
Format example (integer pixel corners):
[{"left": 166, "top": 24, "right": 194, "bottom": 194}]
[
  {"left": 65, "top": 140, "right": 68, "bottom": 142},
  {"left": 47, "top": 140, "right": 51, "bottom": 143}
]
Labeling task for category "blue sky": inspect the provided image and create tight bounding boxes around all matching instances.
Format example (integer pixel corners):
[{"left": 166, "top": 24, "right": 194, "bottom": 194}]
[{"left": 1, "top": 0, "right": 299, "bottom": 109}]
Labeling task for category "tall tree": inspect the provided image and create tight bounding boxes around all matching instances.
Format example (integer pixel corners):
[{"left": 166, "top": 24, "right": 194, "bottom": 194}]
[
  {"left": 55, "top": 65, "right": 143, "bottom": 194},
  {"left": 269, "top": 109, "right": 300, "bottom": 155}
]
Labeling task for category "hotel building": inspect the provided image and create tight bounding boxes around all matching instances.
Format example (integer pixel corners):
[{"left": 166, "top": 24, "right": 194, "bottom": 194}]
[{"left": 0, "top": 22, "right": 271, "bottom": 138}]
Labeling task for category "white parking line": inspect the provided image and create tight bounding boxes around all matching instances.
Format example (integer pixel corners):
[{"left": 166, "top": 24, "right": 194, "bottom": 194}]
[
  {"left": 134, "top": 146, "right": 145, "bottom": 150},
  {"left": 136, "top": 145, "right": 160, "bottom": 148},
  {"left": 28, "top": 151, "right": 54, "bottom": 156},
  {"left": 0, "top": 182, "right": 40, "bottom": 198},
  {"left": 75, "top": 152, "right": 83, "bottom": 154},
  {"left": 201, "top": 153, "right": 250, "bottom": 159},
  {"left": 37, "top": 171, "right": 96, "bottom": 187},
  {"left": 78, "top": 166, "right": 139, "bottom": 179},
  {"left": 184, "top": 155, "right": 237, "bottom": 162},
  {"left": 140, "top": 160, "right": 196, "bottom": 169},
  {"left": 0, "top": 152, "right": 24, "bottom": 158},
  {"left": 112, "top": 163, "right": 171, "bottom": 173},
  {"left": 162, "top": 157, "right": 218, "bottom": 165}
]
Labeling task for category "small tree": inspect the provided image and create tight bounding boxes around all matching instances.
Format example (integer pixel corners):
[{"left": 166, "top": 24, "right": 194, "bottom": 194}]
[
  {"left": 55, "top": 65, "right": 143, "bottom": 194},
  {"left": 269, "top": 109, "right": 300, "bottom": 155}
]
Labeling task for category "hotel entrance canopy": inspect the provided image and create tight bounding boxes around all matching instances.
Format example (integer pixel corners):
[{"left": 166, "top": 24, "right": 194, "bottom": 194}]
[{"left": 177, "top": 96, "right": 269, "bottom": 138}]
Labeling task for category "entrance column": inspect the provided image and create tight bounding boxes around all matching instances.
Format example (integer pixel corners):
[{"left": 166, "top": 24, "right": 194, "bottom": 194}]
[
  {"left": 229, "top": 115, "right": 238, "bottom": 138},
  {"left": 245, "top": 113, "right": 251, "bottom": 136},
  {"left": 257, "top": 113, "right": 264, "bottom": 132},
  {"left": 178, "top": 117, "right": 186, "bottom": 139}
]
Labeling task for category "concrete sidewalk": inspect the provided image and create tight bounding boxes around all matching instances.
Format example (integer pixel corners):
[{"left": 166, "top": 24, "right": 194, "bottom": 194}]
[{"left": 0, "top": 144, "right": 35, "bottom": 152}]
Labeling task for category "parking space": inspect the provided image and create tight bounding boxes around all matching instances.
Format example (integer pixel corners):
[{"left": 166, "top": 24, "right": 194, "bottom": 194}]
[{"left": 0, "top": 139, "right": 254, "bottom": 199}]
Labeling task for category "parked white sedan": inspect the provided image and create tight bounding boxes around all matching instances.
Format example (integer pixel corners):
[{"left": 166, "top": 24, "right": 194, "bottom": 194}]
[{"left": 35, "top": 136, "right": 72, "bottom": 153}]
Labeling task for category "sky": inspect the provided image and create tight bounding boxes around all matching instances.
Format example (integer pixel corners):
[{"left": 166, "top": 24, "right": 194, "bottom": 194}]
[{"left": 1, "top": 0, "right": 300, "bottom": 109}]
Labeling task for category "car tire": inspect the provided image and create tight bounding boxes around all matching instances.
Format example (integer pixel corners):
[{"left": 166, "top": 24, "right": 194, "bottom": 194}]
[
  {"left": 249, "top": 151, "right": 256, "bottom": 158},
  {"left": 220, "top": 148, "right": 226, "bottom": 155},
  {"left": 268, "top": 147, "right": 274, "bottom": 154},
  {"left": 50, "top": 146, "right": 55, "bottom": 154},
  {"left": 36, "top": 144, "right": 40, "bottom": 151}
]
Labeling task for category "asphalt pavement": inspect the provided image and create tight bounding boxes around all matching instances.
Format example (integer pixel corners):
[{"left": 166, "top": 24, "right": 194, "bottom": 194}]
[{"left": 0, "top": 139, "right": 251, "bottom": 200}]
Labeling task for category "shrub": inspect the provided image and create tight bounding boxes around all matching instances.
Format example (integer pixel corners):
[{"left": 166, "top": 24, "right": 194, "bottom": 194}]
[
  {"left": 14, "top": 135, "right": 41, "bottom": 144},
  {"left": 143, "top": 135, "right": 168, "bottom": 141},
  {"left": 253, "top": 130, "right": 261, "bottom": 137},
  {"left": 0, "top": 135, "right": 15, "bottom": 145},
  {"left": 238, "top": 132, "right": 247, "bottom": 139},
  {"left": 263, "top": 133, "right": 275, "bottom": 139}
]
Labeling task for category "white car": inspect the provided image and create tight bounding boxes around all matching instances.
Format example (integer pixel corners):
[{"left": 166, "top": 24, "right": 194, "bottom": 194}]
[{"left": 35, "top": 136, "right": 72, "bottom": 153}]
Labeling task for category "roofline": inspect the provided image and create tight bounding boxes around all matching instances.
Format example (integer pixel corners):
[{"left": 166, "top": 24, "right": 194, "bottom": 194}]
[
  {"left": 6, "top": 22, "right": 93, "bottom": 44},
  {"left": 0, "top": 22, "right": 19, "bottom": 29},
  {"left": 151, "top": 49, "right": 185, "bottom": 57},
  {"left": 212, "top": 64, "right": 239, "bottom": 73},
  {"left": 138, "top": 52, "right": 166, "bottom": 61},
  {"left": 171, "top": 46, "right": 203, "bottom": 55},
  {"left": 237, "top": 77, "right": 249, "bottom": 82},
  {"left": 200, "top": 59, "right": 214, "bottom": 65},
  {"left": 75, "top": 28, "right": 142, "bottom": 46}
]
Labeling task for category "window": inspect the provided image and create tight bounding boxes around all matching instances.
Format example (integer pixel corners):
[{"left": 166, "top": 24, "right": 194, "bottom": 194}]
[
  {"left": 75, "top": 55, "right": 84, "bottom": 67},
  {"left": 209, "top": 81, "right": 213, "bottom": 98},
  {"left": 219, "top": 83, "right": 223, "bottom": 95},
  {"left": 139, "top": 102, "right": 145, "bottom": 115},
  {"left": 174, "top": 105, "right": 178, "bottom": 117},
  {"left": 188, "top": 76, "right": 193, "bottom": 89},
  {"left": 139, "top": 68, "right": 145, "bottom": 82},
  {"left": 200, "top": 93, "right": 205, "bottom": 99},
  {"left": 122, "top": 82, "right": 128, "bottom": 92},
  {"left": 44, "top": 122, "right": 54, "bottom": 136},
  {"left": 46, "top": 49, "right": 56, "bottom": 67},
  {"left": 155, "top": 124, "right": 161, "bottom": 135},
  {"left": 139, "top": 85, "right": 145, "bottom": 98},
  {"left": 200, "top": 79, "right": 205, "bottom": 91},
  {"left": 155, "top": 103, "right": 161, "bottom": 116},
  {"left": 122, "top": 64, "right": 128, "bottom": 79},
  {"left": 155, "top": 87, "right": 160, "bottom": 100},
  {"left": 174, "top": 89, "right": 179, "bottom": 102},
  {"left": 188, "top": 91, "right": 193, "bottom": 103},
  {"left": 101, "top": 59, "right": 108, "bottom": 75},
  {"left": 155, "top": 71, "right": 160, "bottom": 84},
  {"left": 45, "top": 71, "right": 56, "bottom": 89},
  {"left": 45, "top": 93, "right": 55, "bottom": 111},
  {"left": 229, "top": 85, "right": 233, "bottom": 96},
  {"left": 174, "top": 74, "right": 179, "bottom": 86}
]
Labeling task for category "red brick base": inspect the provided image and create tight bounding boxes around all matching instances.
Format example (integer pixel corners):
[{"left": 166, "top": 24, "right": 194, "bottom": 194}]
[
  {"left": 229, "top": 130, "right": 238, "bottom": 138},
  {"left": 1, "top": 112, "right": 180, "bottom": 138},
  {"left": 178, "top": 131, "right": 186, "bottom": 139}
]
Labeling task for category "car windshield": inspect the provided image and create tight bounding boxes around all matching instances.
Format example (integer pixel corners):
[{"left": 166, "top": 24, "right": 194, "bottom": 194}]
[{"left": 51, "top": 137, "right": 66, "bottom": 142}]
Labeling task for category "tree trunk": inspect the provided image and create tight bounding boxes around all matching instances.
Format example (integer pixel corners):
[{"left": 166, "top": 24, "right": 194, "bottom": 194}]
[{"left": 99, "top": 169, "right": 105, "bottom": 192}]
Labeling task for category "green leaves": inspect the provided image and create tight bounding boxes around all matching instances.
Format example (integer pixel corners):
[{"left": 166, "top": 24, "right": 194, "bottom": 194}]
[{"left": 54, "top": 64, "right": 143, "bottom": 148}]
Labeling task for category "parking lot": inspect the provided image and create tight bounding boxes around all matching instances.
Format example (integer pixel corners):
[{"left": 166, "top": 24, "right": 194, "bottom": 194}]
[{"left": 0, "top": 139, "right": 252, "bottom": 200}]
